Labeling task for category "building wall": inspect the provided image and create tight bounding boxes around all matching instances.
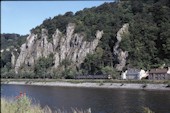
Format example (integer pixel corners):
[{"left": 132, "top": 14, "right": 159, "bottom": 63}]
[
  {"left": 149, "top": 73, "right": 170, "bottom": 80},
  {"left": 166, "top": 74, "right": 170, "bottom": 80},
  {"left": 126, "top": 74, "right": 139, "bottom": 80}
]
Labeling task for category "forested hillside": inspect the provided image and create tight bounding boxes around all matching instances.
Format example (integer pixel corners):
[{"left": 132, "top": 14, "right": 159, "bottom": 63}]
[
  {"left": 1, "top": 34, "right": 27, "bottom": 72},
  {"left": 1, "top": 34, "right": 27, "bottom": 49},
  {"left": 1, "top": 0, "right": 170, "bottom": 78}
]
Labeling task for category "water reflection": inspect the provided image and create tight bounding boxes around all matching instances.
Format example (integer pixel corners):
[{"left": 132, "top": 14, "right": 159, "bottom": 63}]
[{"left": 1, "top": 84, "right": 170, "bottom": 113}]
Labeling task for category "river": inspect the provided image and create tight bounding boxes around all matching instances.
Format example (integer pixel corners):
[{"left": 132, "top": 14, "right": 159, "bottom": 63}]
[{"left": 1, "top": 84, "right": 170, "bottom": 113}]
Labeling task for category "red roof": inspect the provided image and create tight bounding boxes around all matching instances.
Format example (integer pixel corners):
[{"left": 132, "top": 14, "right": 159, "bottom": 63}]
[{"left": 149, "top": 68, "right": 168, "bottom": 74}]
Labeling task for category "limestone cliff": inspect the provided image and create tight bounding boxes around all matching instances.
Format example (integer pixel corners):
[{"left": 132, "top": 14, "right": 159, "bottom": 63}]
[
  {"left": 113, "top": 23, "right": 129, "bottom": 71},
  {"left": 14, "top": 23, "right": 103, "bottom": 73}
]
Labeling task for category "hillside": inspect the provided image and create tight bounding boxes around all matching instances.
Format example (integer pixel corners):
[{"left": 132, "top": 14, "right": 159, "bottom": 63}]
[
  {"left": 1, "top": 0, "right": 170, "bottom": 79},
  {"left": 1, "top": 34, "right": 27, "bottom": 50},
  {"left": 1, "top": 34, "right": 27, "bottom": 72}
]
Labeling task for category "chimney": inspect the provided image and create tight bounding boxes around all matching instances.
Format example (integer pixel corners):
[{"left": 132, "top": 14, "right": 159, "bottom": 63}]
[{"left": 167, "top": 67, "right": 170, "bottom": 74}]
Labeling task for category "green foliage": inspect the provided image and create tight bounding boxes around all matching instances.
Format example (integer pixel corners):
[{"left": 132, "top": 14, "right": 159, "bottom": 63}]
[
  {"left": 59, "top": 59, "right": 78, "bottom": 79},
  {"left": 101, "top": 66, "right": 119, "bottom": 79},
  {"left": 52, "top": 69, "right": 63, "bottom": 79},
  {"left": 34, "top": 54, "right": 54, "bottom": 78},
  {"left": 60, "top": 59, "right": 72, "bottom": 68},
  {"left": 81, "top": 53, "right": 101, "bottom": 75},
  {"left": 1, "top": 94, "right": 33, "bottom": 113},
  {"left": 64, "top": 68, "right": 77, "bottom": 79},
  {"left": 1, "top": 51, "right": 12, "bottom": 70},
  {"left": 16, "top": 95, "right": 31, "bottom": 113},
  {"left": 1, "top": 96, "right": 91, "bottom": 113},
  {"left": 17, "top": 71, "right": 35, "bottom": 79},
  {"left": 31, "top": 2, "right": 122, "bottom": 43},
  {"left": 119, "top": 0, "right": 170, "bottom": 69},
  {"left": 1, "top": 34, "right": 27, "bottom": 49},
  {"left": 2, "top": 0, "right": 170, "bottom": 79},
  {"left": 1, "top": 69, "right": 16, "bottom": 78},
  {"left": 1, "top": 34, "right": 27, "bottom": 70}
]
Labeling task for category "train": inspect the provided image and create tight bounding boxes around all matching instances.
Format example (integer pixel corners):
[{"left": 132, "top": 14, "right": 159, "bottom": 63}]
[{"left": 75, "top": 74, "right": 112, "bottom": 79}]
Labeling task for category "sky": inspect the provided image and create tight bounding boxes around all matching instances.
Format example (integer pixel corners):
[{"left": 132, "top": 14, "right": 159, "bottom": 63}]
[{"left": 1, "top": 1, "right": 114, "bottom": 35}]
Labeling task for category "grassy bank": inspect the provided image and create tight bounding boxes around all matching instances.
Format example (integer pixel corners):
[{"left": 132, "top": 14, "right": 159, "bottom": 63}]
[
  {"left": 1, "top": 79, "right": 170, "bottom": 90},
  {"left": 1, "top": 98, "right": 46, "bottom": 113},
  {"left": 1, "top": 78, "right": 170, "bottom": 84},
  {"left": 1, "top": 95, "right": 155, "bottom": 113},
  {"left": 1, "top": 94, "right": 91, "bottom": 113}
]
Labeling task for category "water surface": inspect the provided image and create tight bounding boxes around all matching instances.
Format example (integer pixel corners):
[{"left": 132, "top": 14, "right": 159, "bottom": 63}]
[{"left": 1, "top": 84, "right": 170, "bottom": 113}]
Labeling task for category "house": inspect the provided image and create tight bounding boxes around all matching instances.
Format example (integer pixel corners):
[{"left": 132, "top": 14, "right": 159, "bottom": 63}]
[
  {"left": 121, "top": 68, "right": 148, "bottom": 80},
  {"left": 148, "top": 67, "right": 170, "bottom": 80},
  {"left": 126, "top": 68, "right": 141, "bottom": 80},
  {"left": 121, "top": 70, "right": 127, "bottom": 80}
]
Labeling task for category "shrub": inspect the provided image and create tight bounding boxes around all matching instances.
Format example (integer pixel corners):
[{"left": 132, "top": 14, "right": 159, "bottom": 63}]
[
  {"left": 143, "top": 107, "right": 154, "bottom": 113},
  {"left": 101, "top": 66, "right": 119, "bottom": 79},
  {"left": 15, "top": 93, "right": 31, "bottom": 113},
  {"left": 1, "top": 92, "right": 31, "bottom": 113}
]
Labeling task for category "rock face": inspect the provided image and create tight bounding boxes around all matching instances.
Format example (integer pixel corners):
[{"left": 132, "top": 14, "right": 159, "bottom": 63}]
[
  {"left": 14, "top": 23, "right": 103, "bottom": 73},
  {"left": 11, "top": 52, "right": 16, "bottom": 67},
  {"left": 113, "top": 23, "right": 129, "bottom": 71}
]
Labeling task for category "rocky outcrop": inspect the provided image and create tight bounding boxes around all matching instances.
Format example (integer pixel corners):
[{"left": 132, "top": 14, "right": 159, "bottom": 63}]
[
  {"left": 11, "top": 52, "right": 16, "bottom": 67},
  {"left": 14, "top": 23, "right": 103, "bottom": 73},
  {"left": 113, "top": 23, "right": 129, "bottom": 71}
]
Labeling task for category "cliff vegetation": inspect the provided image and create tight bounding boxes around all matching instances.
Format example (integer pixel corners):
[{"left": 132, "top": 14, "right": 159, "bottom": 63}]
[{"left": 1, "top": 0, "right": 170, "bottom": 79}]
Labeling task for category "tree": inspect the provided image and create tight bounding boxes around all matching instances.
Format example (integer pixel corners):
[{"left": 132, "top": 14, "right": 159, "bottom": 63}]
[
  {"left": 34, "top": 54, "right": 54, "bottom": 78},
  {"left": 101, "top": 66, "right": 119, "bottom": 79}
]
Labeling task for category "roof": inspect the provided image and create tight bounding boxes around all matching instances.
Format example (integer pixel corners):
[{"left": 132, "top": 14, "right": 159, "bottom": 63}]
[{"left": 149, "top": 68, "right": 168, "bottom": 74}]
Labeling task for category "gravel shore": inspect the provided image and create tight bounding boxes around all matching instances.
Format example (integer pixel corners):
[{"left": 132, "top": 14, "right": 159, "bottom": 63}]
[{"left": 2, "top": 81, "right": 170, "bottom": 91}]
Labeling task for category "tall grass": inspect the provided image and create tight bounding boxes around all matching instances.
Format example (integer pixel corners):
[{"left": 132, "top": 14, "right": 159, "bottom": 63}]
[
  {"left": 1, "top": 94, "right": 91, "bottom": 113},
  {"left": 1, "top": 97, "right": 48, "bottom": 113},
  {"left": 0, "top": 78, "right": 160, "bottom": 113},
  {"left": 1, "top": 96, "right": 155, "bottom": 113}
]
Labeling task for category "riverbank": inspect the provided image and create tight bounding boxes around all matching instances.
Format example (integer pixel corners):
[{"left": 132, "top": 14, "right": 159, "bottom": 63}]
[
  {"left": 1, "top": 95, "right": 154, "bottom": 113},
  {"left": 1, "top": 79, "right": 170, "bottom": 91},
  {"left": 1, "top": 95, "right": 91, "bottom": 113}
]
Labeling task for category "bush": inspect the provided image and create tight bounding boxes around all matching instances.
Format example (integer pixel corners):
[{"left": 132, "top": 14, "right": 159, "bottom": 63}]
[
  {"left": 16, "top": 94, "right": 31, "bottom": 112},
  {"left": 101, "top": 66, "right": 119, "bottom": 79},
  {"left": 64, "top": 68, "right": 77, "bottom": 79},
  {"left": 143, "top": 107, "right": 154, "bottom": 113},
  {"left": 1, "top": 93, "right": 32, "bottom": 113}
]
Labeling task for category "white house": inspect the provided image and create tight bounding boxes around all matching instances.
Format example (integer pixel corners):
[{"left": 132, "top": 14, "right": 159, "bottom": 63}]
[
  {"left": 121, "top": 68, "right": 148, "bottom": 80},
  {"left": 121, "top": 70, "right": 127, "bottom": 80}
]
